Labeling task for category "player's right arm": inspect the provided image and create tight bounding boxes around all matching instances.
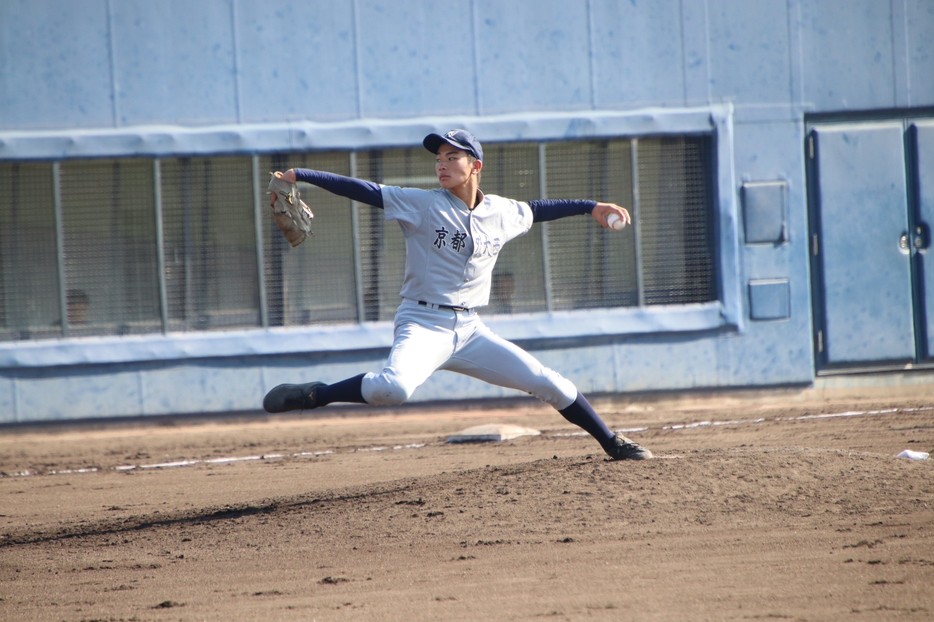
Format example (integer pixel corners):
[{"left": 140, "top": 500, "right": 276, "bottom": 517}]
[
  {"left": 529, "top": 199, "right": 630, "bottom": 229},
  {"left": 277, "top": 168, "right": 385, "bottom": 208}
]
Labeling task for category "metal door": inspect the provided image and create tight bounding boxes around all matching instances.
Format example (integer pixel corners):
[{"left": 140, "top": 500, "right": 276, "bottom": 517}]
[
  {"left": 915, "top": 121, "right": 934, "bottom": 359},
  {"left": 808, "top": 122, "right": 917, "bottom": 369}
]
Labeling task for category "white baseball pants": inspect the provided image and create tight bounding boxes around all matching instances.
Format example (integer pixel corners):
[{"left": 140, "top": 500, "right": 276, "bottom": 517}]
[{"left": 361, "top": 299, "right": 578, "bottom": 409}]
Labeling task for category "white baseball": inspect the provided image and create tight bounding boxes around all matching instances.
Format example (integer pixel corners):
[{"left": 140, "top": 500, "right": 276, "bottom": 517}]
[{"left": 607, "top": 212, "right": 626, "bottom": 230}]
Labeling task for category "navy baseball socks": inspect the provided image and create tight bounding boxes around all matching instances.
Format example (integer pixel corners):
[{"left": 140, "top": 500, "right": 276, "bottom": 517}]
[
  {"left": 263, "top": 380, "right": 650, "bottom": 459},
  {"left": 559, "top": 393, "right": 652, "bottom": 460},
  {"left": 263, "top": 374, "right": 367, "bottom": 413}
]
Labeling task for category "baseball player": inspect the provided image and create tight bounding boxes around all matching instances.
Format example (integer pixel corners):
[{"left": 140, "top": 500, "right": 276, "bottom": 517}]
[{"left": 264, "top": 130, "right": 651, "bottom": 460}]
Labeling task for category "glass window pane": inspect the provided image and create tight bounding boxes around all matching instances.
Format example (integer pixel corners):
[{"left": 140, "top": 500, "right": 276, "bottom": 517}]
[
  {"left": 160, "top": 156, "right": 260, "bottom": 331},
  {"left": 637, "top": 136, "right": 716, "bottom": 305},
  {"left": 545, "top": 139, "right": 638, "bottom": 310},
  {"left": 59, "top": 158, "right": 161, "bottom": 336},
  {"left": 0, "top": 162, "right": 61, "bottom": 340},
  {"left": 259, "top": 152, "right": 357, "bottom": 326}
]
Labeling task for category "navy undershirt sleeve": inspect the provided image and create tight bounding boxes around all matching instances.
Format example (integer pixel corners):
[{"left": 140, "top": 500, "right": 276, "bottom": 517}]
[
  {"left": 529, "top": 199, "right": 597, "bottom": 223},
  {"left": 293, "top": 169, "right": 384, "bottom": 208},
  {"left": 289, "top": 172, "right": 594, "bottom": 217}
]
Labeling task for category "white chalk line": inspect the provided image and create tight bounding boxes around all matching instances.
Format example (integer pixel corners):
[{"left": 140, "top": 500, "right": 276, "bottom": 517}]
[
  {"left": 115, "top": 450, "right": 338, "bottom": 471},
  {"left": 3, "top": 406, "right": 930, "bottom": 478}
]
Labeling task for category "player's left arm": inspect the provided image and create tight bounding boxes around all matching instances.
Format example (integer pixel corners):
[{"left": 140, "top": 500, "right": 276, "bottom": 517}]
[
  {"left": 529, "top": 199, "right": 631, "bottom": 229},
  {"left": 275, "top": 169, "right": 384, "bottom": 208}
]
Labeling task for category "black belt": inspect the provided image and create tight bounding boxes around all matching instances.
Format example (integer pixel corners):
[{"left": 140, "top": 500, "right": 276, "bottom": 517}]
[{"left": 418, "top": 300, "right": 470, "bottom": 312}]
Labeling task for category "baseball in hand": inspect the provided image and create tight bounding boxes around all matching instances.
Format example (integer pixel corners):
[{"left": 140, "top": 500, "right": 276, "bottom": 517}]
[{"left": 607, "top": 212, "right": 626, "bottom": 230}]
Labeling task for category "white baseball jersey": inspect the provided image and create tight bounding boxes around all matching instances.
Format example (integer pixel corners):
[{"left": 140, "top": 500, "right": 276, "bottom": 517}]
[{"left": 380, "top": 186, "right": 533, "bottom": 309}]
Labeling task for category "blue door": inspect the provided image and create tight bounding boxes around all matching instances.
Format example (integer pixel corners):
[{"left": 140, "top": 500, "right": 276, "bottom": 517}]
[
  {"left": 915, "top": 121, "right": 934, "bottom": 359},
  {"left": 809, "top": 123, "right": 916, "bottom": 368}
]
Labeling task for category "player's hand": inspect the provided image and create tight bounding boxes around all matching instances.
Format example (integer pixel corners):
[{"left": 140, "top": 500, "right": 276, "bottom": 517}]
[
  {"left": 592, "top": 202, "right": 631, "bottom": 229},
  {"left": 274, "top": 169, "right": 297, "bottom": 183},
  {"left": 269, "top": 170, "right": 298, "bottom": 206}
]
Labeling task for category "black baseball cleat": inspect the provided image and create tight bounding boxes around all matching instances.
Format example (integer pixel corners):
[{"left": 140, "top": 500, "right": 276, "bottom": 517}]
[
  {"left": 263, "top": 381, "right": 326, "bottom": 413},
  {"left": 607, "top": 433, "right": 653, "bottom": 460}
]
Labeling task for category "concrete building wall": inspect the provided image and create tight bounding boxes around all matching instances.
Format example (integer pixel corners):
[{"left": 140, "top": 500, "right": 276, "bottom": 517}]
[{"left": 1, "top": 0, "right": 932, "bottom": 422}]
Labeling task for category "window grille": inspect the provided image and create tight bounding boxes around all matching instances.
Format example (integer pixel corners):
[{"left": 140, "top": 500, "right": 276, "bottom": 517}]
[
  {"left": 0, "top": 134, "right": 716, "bottom": 342},
  {"left": 258, "top": 151, "right": 358, "bottom": 326},
  {"left": 0, "top": 163, "right": 60, "bottom": 340},
  {"left": 481, "top": 142, "right": 549, "bottom": 314},
  {"left": 159, "top": 156, "right": 260, "bottom": 331},
  {"left": 354, "top": 148, "right": 427, "bottom": 322},
  {"left": 545, "top": 139, "right": 639, "bottom": 310},
  {"left": 58, "top": 158, "right": 162, "bottom": 337},
  {"left": 636, "top": 136, "right": 716, "bottom": 305}
]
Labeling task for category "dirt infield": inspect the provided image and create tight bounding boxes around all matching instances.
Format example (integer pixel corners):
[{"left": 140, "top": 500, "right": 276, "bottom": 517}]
[{"left": 2, "top": 393, "right": 933, "bottom": 621}]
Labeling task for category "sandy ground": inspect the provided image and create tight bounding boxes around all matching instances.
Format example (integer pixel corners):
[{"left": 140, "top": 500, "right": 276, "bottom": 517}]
[{"left": 1, "top": 392, "right": 933, "bottom": 621}]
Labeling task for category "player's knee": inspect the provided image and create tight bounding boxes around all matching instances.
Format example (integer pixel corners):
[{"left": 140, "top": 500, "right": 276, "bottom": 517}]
[
  {"left": 368, "top": 385, "right": 410, "bottom": 406},
  {"left": 531, "top": 368, "right": 578, "bottom": 410},
  {"left": 361, "top": 373, "right": 414, "bottom": 406}
]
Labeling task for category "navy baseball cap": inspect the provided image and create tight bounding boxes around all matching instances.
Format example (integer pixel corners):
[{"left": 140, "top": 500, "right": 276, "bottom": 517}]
[{"left": 423, "top": 129, "right": 483, "bottom": 161}]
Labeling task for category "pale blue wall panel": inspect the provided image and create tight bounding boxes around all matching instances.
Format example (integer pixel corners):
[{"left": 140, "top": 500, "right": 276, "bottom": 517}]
[
  {"left": 509, "top": 337, "right": 725, "bottom": 396},
  {"left": 140, "top": 361, "right": 264, "bottom": 416},
  {"left": 589, "top": 0, "right": 685, "bottom": 107},
  {"left": 356, "top": 0, "right": 478, "bottom": 118},
  {"left": 13, "top": 367, "right": 143, "bottom": 420},
  {"left": 730, "top": 121, "right": 813, "bottom": 383},
  {"left": 679, "top": 0, "right": 713, "bottom": 106},
  {"left": 474, "top": 1, "right": 592, "bottom": 114},
  {"left": 0, "top": 376, "right": 13, "bottom": 423},
  {"left": 112, "top": 1, "right": 238, "bottom": 126},
  {"left": 237, "top": 1, "right": 359, "bottom": 123},
  {"left": 707, "top": 0, "right": 792, "bottom": 105},
  {"left": 719, "top": 319, "right": 812, "bottom": 385},
  {"left": 3, "top": 1, "right": 930, "bottom": 133},
  {"left": 542, "top": 342, "right": 617, "bottom": 395},
  {"left": 607, "top": 337, "right": 722, "bottom": 393},
  {"left": 0, "top": 0, "right": 114, "bottom": 130},
  {"left": 799, "top": 0, "right": 897, "bottom": 110},
  {"left": 733, "top": 120, "right": 809, "bottom": 263},
  {"left": 907, "top": 0, "right": 934, "bottom": 106}
]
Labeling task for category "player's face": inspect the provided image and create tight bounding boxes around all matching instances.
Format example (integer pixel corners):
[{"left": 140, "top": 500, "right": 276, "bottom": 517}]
[{"left": 435, "top": 145, "right": 479, "bottom": 189}]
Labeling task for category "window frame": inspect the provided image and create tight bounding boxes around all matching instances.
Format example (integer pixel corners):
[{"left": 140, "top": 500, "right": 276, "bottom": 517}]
[{"left": 0, "top": 105, "right": 741, "bottom": 368}]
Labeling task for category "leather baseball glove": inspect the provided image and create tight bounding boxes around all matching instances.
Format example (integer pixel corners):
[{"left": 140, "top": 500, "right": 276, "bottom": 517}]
[{"left": 267, "top": 173, "right": 314, "bottom": 247}]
